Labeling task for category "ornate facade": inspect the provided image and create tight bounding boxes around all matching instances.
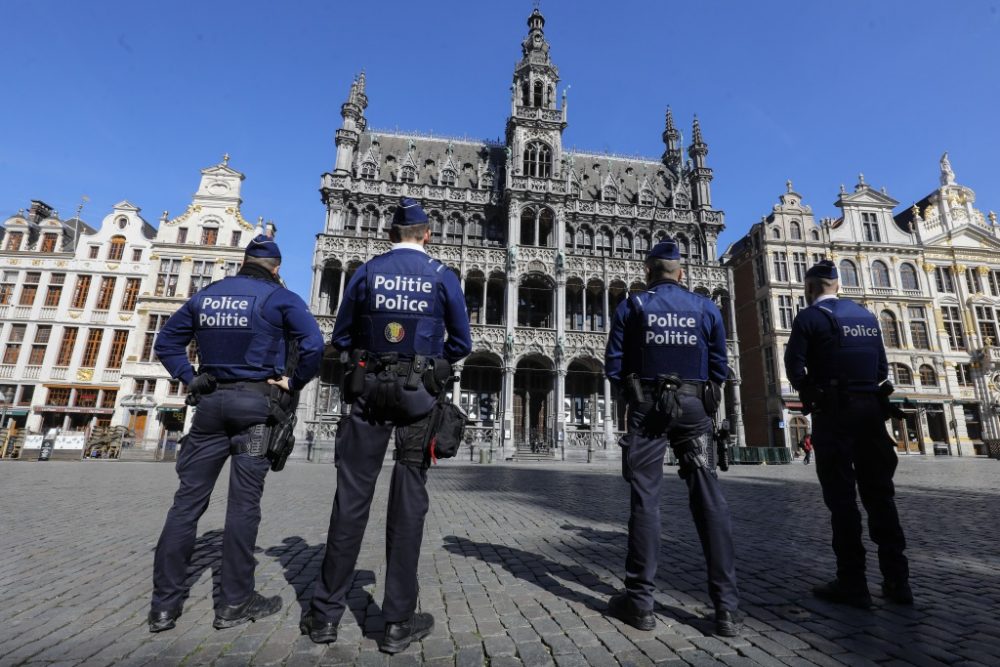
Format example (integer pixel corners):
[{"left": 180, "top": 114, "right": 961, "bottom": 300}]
[
  {"left": 114, "top": 158, "right": 263, "bottom": 454},
  {"left": 724, "top": 156, "right": 1000, "bottom": 457},
  {"left": 0, "top": 199, "right": 154, "bottom": 449},
  {"left": 300, "top": 9, "right": 745, "bottom": 461}
]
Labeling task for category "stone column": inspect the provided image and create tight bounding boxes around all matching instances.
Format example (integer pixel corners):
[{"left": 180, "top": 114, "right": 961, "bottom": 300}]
[
  {"left": 502, "top": 365, "right": 516, "bottom": 457},
  {"left": 555, "top": 366, "right": 567, "bottom": 460},
  {"left": 603, "top": 378, "right": 615, "bottom": 449}
]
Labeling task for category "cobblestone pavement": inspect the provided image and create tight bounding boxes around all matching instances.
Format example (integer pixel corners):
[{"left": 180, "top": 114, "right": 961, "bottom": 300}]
[{"left": 2, "top": 456, "right": 999, "bottom": 666}]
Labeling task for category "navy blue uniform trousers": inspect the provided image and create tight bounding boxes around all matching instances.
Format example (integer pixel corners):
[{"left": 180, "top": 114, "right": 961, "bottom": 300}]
[
  {"left": 310, "top": 374, "right": 436, "bottom": 624},
  {"left": 151, "top": 388, "right": 272, "bottom": 612},
  {"left": 621, "top": 393, "right": 739, "bottom": 612},
  {"left": 811, "top": 394, "right": 908, "bottom": 586}
]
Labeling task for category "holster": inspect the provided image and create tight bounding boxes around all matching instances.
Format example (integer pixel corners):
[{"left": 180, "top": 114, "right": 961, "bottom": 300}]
[
  {"left": 404, "top": 355, "right": 430, "bottom": 391},
  {"left": 422, "top": 358, "right": 452, "bottom": 396},
  {"left": 703, "top": 381, "right": 722, "bottom": 416},
  {"left": 654, "top": 374, "right": 684, "bottom": 423},
  {"left": 674, "top": 434, "right": 711, "bottom": 480},
  {"left": 185, "top": 373, "right": 218, "bottom": 407},
  {"left": 264, "top": 384, "right": 299, "bottom": 472},
  {"left": 343, "top": 349, "right": 369, "bottom": 403},
  {"left": 714, "top": 419, "right": 730, "bottom": 472}
]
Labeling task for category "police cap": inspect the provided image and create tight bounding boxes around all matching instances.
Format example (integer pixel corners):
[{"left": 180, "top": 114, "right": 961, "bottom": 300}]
[
  {"left": 392, "top": 197, "right": 429, "bottom": 226},
  {"left": 646, "top": 238, "right": 681, "bottom": 262},
  {"left": 245, "top": 234, "right": 282, "bottom": 260},
  {"left": 805, "top": 259, "right": 838, "bottom": 280}
]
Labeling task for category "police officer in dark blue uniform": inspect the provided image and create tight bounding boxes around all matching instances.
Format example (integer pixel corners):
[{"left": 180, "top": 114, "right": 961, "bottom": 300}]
[
  {"left": 147, "top": 231, "right": 324, "bottom": 632},
  {"left": 300, "top": 197, "right": 471, "bottom": 653},
  {"left": 784, "top": 260, "right": 910, "bottom": 608},
  {"left": 605, "top": 238, "right": 741, "bottom": 637}
]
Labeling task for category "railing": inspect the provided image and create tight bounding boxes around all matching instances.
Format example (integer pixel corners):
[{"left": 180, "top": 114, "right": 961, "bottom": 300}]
[
  {"left": 463, "top": 425, "right": 499, "bottom": 461},
  {"left": 39, "top": 307, "right": 56, "bottom": 319},
  {"left": 0, "top": 365, "right": 14, "bottom": 379},
  {"left": 91, "top": 310, "right": 108, "bottom": 323},
  {"left": 102, "top": 369, "right": 121, "bottom": 383},
  {"left": 23, "top": 366, "right": 41, "bottom": 380},
  {"left": 51, "top": 367, "right": 68, "bottom": 380},
  {"left": 13, "top": 305, "right": 31, "bottom": 319},
  {"left": 841, "top": 286, "right": 863, "bottom": 295},
  {"left": 728, "top": 446, "right": 792, "bottom": 465},
  {"left": 870, "top": 287, "right": 894, "bottom": 297}
]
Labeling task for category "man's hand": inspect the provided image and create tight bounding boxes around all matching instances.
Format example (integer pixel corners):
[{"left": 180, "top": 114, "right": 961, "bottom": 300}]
[{"left": 268, "top": 376, "right": 291, "bottom": 392}]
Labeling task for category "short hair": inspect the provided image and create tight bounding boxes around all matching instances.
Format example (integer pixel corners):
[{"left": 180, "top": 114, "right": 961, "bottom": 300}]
[
  {"left": 805, "top": 276, "right": 838, "bottom": 292},
  {"left": 243, "top": 255, "right": 280, "bottom": 271},
  {"left": 391, "top": 223, "right": 429, "bottom": 242},
  {"left": 645, "top": 257, "right": 682, "bottom": 282}
]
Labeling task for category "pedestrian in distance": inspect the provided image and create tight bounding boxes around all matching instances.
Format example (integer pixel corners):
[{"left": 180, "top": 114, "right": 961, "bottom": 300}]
[
  {"left": 784, "top": 260, "right": 911, "bottom": 609},
  {"left": 802, "top": 433, "right": 813, "bottom": 465},
  {"left": 604, "top": 237, "right": 741, "bottom": 637},
  {"left": 147, "top": 229, "right": 324, "bottom": 633},
  {"left": 300, "top": 197, "right": 472, "bottom": 654}
]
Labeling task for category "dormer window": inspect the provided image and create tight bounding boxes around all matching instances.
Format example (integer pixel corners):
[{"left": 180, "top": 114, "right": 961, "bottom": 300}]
[
  {"left": 88, "top": 245, "right": 100, "bottom": 259},
  {"left": 639, "top": 190, "right": 655, "bottom": 206},
  {"left": 862, "top": 212, "right": 881, "bottom": 242},
  {"left": 523, "top": 142, "right": 552, "bottom": 178},
  {"left": 400, "top": 166, "right": 416, "bottom": 183},
  {"left": 360, "top": 162, "right": 377, "bottom": 180},
  {"left": 108, "top": 235, "right": 126, "bottom": 261},
  {"left": 789, "top": 221, "right": 802, "bottom": 240},
  {"left": 40, "top": 233, "right": 58, "bottom": 253},
  {"left": 176, "top": 228, "right": 188, "bottom": 244},
  {"left": 116, "top": 216, "right": 128, "bottom": 230},
  {"left": 200, "top": 225, "right": 218, "bottom": 246},
  {"left": 602, "top": 185, "right": 618, "bottom": 203},
  {"left": 230, "top": 231, "right": 242, "bottom": 247},
  {"left": 441, "top": 169, "right": 457, "bottom": 187},
  {"left": 5, "top": 231, "right": 23, "bottom": 251},
  {"left": 533, "top": 80, "right": 544, "bottom": 107}
]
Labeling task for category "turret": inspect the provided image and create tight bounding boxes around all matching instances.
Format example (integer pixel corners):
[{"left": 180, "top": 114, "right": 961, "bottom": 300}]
[
  {"left": 688, "top": 116, "right": 713, "bottom": 209},
  {"left": 334, "top": 71, "right": 368, "bottom": 174}
]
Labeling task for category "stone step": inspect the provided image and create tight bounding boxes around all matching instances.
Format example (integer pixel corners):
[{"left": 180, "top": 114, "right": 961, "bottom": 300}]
[{"left": 119, "top": 448, "right": 158, "bottom": 462}]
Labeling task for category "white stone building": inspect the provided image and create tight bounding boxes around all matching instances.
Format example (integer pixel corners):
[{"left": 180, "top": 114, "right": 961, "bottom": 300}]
[
  {"left": 0, "top": 199, "right": 154, "bottom": 445},
  {"left": 724, "top": 156, "right": 1000, "bottom": 457},
  {"left": 298, "top": 9, "right": 745, "bottom": 462},
  {"left": 114, "top": 157, "right": 263, "bottom": 453}
]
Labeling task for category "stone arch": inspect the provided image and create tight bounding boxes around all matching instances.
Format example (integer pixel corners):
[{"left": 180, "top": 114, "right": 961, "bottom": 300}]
[
  {"left": 514, "top": 353, "right": 555, "bottom": 447},
  {"left": 565, "top": 356, "right": 605, "bottom": 429},
  {"left": 461, "top": 351, "right": 503, "bottom": 424}
]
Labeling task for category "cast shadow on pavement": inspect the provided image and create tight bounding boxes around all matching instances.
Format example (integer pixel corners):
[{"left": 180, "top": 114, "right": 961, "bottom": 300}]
[
  {"left": 170, "top": 529, "right": 224, "bottom": 610},
  {"left": 264, "top": 536, "right": 381, "bottom": 636},
  {"left": 441, "top": 535, "right": 612, "bottom": 612}
]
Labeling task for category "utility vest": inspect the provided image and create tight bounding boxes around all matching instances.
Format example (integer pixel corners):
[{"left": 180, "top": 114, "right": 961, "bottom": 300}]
[
  {"left": 809, "top": 298, "right": 881, "bottom": 392},
  {"left": 628, "top": 283, "right": 710, "bottom": 382},
  {"left": 359, "top": 250, "right": 447, "bottom": 358},
  {"left": 191, "top": 275, "right": 285, "bottom": 381}
]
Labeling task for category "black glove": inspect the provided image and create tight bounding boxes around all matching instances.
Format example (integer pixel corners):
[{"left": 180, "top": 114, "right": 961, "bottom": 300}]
[
  {"left": 185, "top": 373, "right": 217, "bottom": 406},
  {"left": 877, "top": 381, "right": 904, "bottom": 420},
  {"left": 799, "top": 384, "right": 824, "bottom": 416}
]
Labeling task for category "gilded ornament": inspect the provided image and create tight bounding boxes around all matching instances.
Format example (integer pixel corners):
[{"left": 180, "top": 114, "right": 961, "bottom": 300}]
[{"left": 76, "top": 369, "right": 94, "bottom": 381}]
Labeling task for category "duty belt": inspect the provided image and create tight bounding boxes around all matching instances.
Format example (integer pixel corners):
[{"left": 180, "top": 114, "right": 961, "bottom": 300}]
[
  {"left": 215, "top": 379, "right": 272, "bottom": 396},
  {"left": 638, "top": 380, "right": 704, "bottom": 397}
]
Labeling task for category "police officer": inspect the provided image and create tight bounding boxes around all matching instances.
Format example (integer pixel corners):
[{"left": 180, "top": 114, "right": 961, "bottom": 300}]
[
  {"left": 605, "top": 238, "right": 741, "bottom": 637},
  {"left": 147, "top": 231, "right": 324, "bottom": 632},
  {"left": 300, "top": 197, "right": 471, "bottom": 653},
  {"left": 784, "top": 260, "right": 910, "bottom": 608}
]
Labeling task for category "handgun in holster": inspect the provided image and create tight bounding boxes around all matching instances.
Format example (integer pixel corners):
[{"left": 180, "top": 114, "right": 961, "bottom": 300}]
[
  {"left": 715, "top": 418, "right": 731, "bottom": 472},
  {"left": 626, "top": 373, "right": 645, "bottom": 404},
  {"left": 405, "top": 355, "right": 429, "bottom": 391},
  {"left": 344, "top": 349, "right": 369, "bottom": 402},
  {"left": 422, "top": 358, "right": 452, "bottom": 396}
]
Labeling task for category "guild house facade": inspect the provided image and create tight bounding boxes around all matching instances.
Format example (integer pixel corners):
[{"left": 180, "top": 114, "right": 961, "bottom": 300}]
[
  {"left": 299, "top": 9, "right": 746, "bottom": 462},
  {"left": 725, "top": 156, "right": 1000, "bottom": 457}
]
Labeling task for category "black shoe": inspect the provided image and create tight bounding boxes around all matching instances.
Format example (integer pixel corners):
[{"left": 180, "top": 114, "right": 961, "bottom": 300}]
[
  {"left": 812, "top": 579, "right": 873, "bottom": 609},
  {"left": 213, "top": 592, "right": 282, "bottom": 629},
  {"left": 379, "top": 613, "right": 435, "bottom": 654},
  {"left": 881, "top": 580, "right": 913, "bottom": 605},
  {"left": 715, "top": 609, "right": 741, "bottom": 637},
  {"left": 299, "top": 612, "right": 338, "bottom": 644},
  {"left": 148, "top": 608, "right": 181, "bottom": 633},
  {"left": 607, "top": 593, "right": 655, "bottom": 631}
]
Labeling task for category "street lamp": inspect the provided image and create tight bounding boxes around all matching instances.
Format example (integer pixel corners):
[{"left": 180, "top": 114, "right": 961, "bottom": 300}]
[{"left": 0, "top": 392, "right": 9, "bottom": 460}]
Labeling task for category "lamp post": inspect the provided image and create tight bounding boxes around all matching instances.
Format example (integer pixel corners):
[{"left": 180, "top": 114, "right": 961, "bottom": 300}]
[{"left": 0, "top": 392, "right": 9, "bottom": 460}]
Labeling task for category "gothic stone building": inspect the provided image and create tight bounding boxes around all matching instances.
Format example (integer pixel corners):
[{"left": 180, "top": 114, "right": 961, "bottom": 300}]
[
  {"left": 724, "top": 156, "right": 1000, "bottom": 457},
  {"left": 300, "top": 9, "right": 745, "bottom": 461}
]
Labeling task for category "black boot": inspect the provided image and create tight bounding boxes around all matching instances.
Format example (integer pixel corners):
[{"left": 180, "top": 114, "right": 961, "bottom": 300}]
[
  {"left": 881, "top": 580, "right": 913, "bottom": 605},
  {"left": 300, "top": 612, "right": 339, "bottom": 644},
  {"left": 213, "top": 592, "right": 283, "bottom": 629},
  {"left": 379, "top": 613, "right": 434, "bottom": 654},
  {"left": 147, "top": 608, "right": 181, "bottom": 633},
  {"left": 714, "top": 609, "right": 741, "bottom": 637},
  {"left": 607, "top": 593, "right": 655, "bottom": 631},
  {"left": 812, "top": 579, "right": 872, "bottom": 609}
]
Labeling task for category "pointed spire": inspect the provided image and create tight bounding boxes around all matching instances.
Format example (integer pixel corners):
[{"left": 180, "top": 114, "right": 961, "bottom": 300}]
[
  {"left": 665, "top": 106, "right": 675, "bottom": 133},
  {"left": 692, "top": 115, "right": 704, "bottom": 145}
]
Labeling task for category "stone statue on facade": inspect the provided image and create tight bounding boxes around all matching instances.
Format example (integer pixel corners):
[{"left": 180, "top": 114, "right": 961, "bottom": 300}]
[
  {"left": 940, "top": 152, "right": 956, "bottom": 186},
  {"left": 505, "top": 332, "right": 515, "bottom": 358}
]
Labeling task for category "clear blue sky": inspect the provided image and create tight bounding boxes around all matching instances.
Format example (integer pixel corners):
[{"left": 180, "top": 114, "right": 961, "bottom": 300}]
[{"left": 2, "top": 0, "right": 998, "bottom": 296}]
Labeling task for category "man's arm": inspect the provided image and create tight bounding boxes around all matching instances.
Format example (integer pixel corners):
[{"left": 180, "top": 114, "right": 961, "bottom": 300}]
[
  {"left": 784, "top": 313, "right": 809, "bottom": 391},
  {"left": 278, "top": 291, "right": 325, "bottom": 391},
  {"left": 705, "top": 301, "right": 729, "bottom": 385},
  {"left": 441, "top": 269, "right": 472, "bottom": 363},
  {"left": 330, "top": 266, "right": 365, "bottom": 351},
  {"left": 153, "top": 300, "right": 197, "bottom": 385},
  {"left": 604, "top": 298, "right": 630, "bottom": 388}
]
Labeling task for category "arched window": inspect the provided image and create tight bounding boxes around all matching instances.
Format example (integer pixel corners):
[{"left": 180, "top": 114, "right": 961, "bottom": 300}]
[
  {"left": 522, "top": 142, "right": 552, "bottom": 178},
  {"left": 440, "top": 169, "right": 456, "bottom": 187},
  {"left": 429, "top": 212, "right": 444, "bottom": 242},
  {"left": 345, "top": 206, "right": 359, "bottom": 232},
  {"left": 108, "top": 235, "right": 126, "bottom": 261},
  {"left": 579, "top": 225, "right": 594, "bottom": 254},
  {"left": 900, "top": 263, "right": 919, "bottom": 290},
  {"left": 359, "top": 207, "right": 379, "bottom": 235},
  {"left": 596, "top": 227, "right": 612, "bottom": 256},
  {"left": 521, "top": 81, "right": 530, "bottom": 106},
  {"left": 771, "top": 227, "right": 782, "bottom": 239},
  {"left": 446, "top": 213, "right": 464, "bottom": 244},
  {"left": 533, "top": 80, "right": 544, "bottom": 107},
  {"left": 614, "top": 231, "right": 632, "bottom": 258},
  {"left": 200, "top": 225, "right": 218, "bottom": 246},
  {"left": 689, "top": 236, "right": 703, "bottom": 262},
  {"left": 871, "top": 260, "right": 891, "bottom": 288},
  {"left": 400, "top": 166, "right": 416, "bottom": 183},
  {"left": 635, "top": 230, "right": 651, "bottom": 255},
  {"left": 810, "top": 229, "right": 820, "bottom": 240},
  {"left": 891, "top": 363, "right": 913, "bottom": 386},
  {"left": 520, "top": 208, "right": 536, "bottom": 245},
  {"left": 880, "top": 310, "right": 900, "bottom": 347},
  {"left": 639, "top": 190, "right": 654, "bottom": 206},
  {"left": 839, "top": 260, "right": 859, "bottom": 287},
  {"left": 538, "top": 208, "right": 554, "bottom": 247},
  {"left": 565, "top": 224, "right": 576, "bottom": 251},
  {"left": 790, "top": 221, "right": 802, "bottom": 240},
  {"left": 467, "top": 215, "right": 483, "bottom": 242},
  {"left": 360, "top": 162, "right": 377, "bottom": 180},
  {"left": 676, "top": 234, "right": 690, "bottom": 259},
  {"left": 602, "top": 185, "right": 618, "bottom": 202},
  {"left": 919, "top": 364, "right": 938, "bottom": 387}
]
